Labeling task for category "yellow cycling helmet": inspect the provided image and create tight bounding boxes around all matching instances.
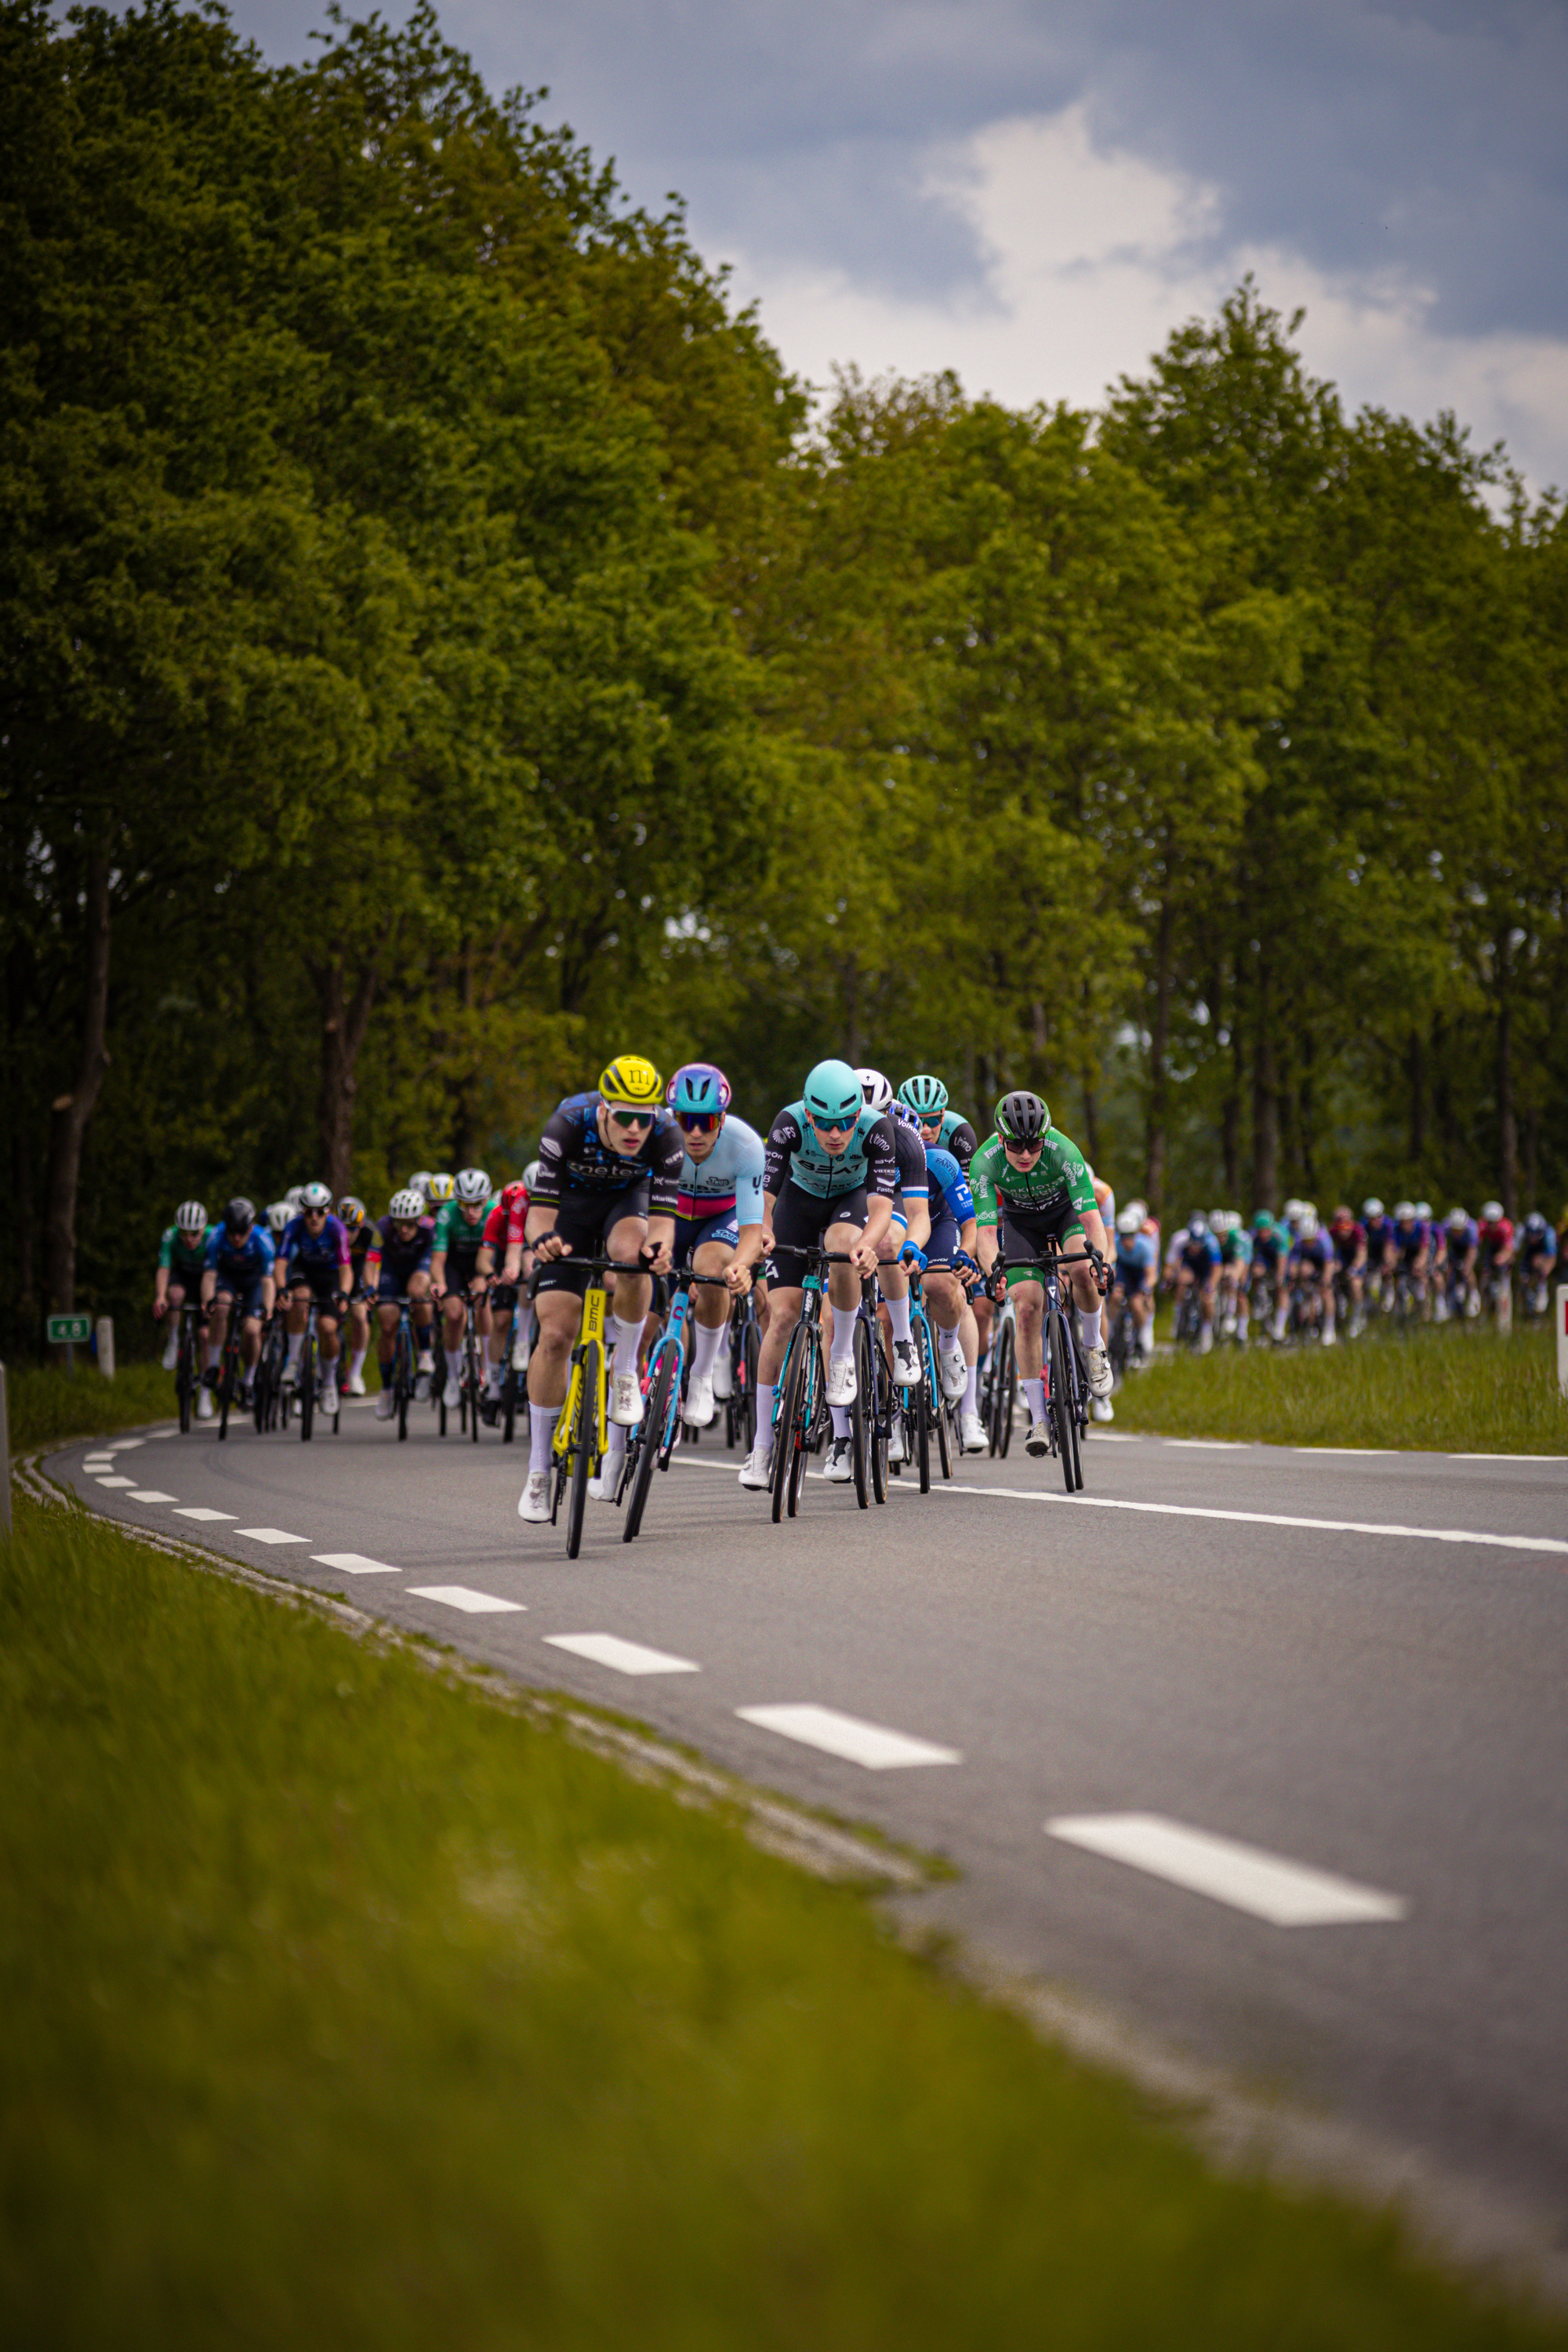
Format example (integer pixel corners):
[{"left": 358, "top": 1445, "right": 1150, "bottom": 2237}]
[{"left": 598, "top": 1053, "right": 664, "bottom": 1109}]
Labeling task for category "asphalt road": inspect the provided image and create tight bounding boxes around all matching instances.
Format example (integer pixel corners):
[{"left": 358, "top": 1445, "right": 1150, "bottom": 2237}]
[{"left": 51, "top": 1396, "right": 1568, "bottom": 2262}]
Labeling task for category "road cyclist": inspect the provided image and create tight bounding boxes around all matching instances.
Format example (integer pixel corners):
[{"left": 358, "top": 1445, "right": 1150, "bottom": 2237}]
[
  {"left": 1438, "top": 1207, "right": 1479, "bottom": 1322},
  {"left": 430, "top": 1168, "right": 497, "bottom": 1428},
  {"left": 1108, "top": 1202, "right": 1157, "bottom": 1381},
  {"left": 154, "top": 1199, "right": 212, "bottom": 1412},
  {"left": 738, "top": 1058, "right": 898, "bottom": 1495},
  {"left": 1211, "top": 1210, "right": 1252, "bottom": 1343},
  {"left": 482, "top": 1167, "right": 535, "bottom": 1431},
  {"left": 198, "top": 1198, "right": 277, "bottom": 1423},
  {"left": 275, "top": 1181, "right": 354, "bottom": 1421},
  {"left": 969, "top": 1091, "right": 1112, "bottom": 1457},
  {"left": 365, "top": 1190, "right": 438, "bottom": 1421},
  {"left": 336, "top": 1196, "right": 375, "bottom": 1394},
  {"left": 855, "top": 1069, "right": 928, "bottom": 1479},
  {"left": 517, "top": 1054, "right": 681, "bottom": 1526},
  {"left": 1476, "top": 1201, "right": 1515, "bottom": 1329},
  {"left": 666, "top": 1062, "right": 767, "bottom": 1434},
  {"left": 1172, "top": 1213, "right": 1222, "bottom": 1352},
  {"left": 1327, "top": 1204, "right": 1369, "bottom": 1338},
  {"left": 1520, "top": 1213, "right": 1559, "bottom": 1318}
]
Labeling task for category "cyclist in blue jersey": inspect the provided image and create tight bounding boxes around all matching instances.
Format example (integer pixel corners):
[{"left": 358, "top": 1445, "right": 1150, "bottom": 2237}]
[
  {"left": 1174, "top": 1213, "right": 1222, "bottom": 1352},
  {"left": 1112, "top": 1206, "right": 1158, "bottom": 1363},
  {"left": 518, "top": 1054, "right": 682, "bottom": 1525},
  {"left": 856, "top": 1073, "right": 930, "bottom": 1476},
  {"left": 200, "top": 1197, "right": 277, "bottom": 1405},
  {"left": 740, "top": 1058, "right": 898, "bottom": 1492},
  {"left": 1439, "top": 1207, "right": 1479, "bottom": 1319},
  {"left": 1391, "top": 1200, "right": 1432, "bottom": 1311},
  {"left": 898, "top": 1072, "right": 986, "bottom": 1389},
  {"left": 365, "top": 1189, "right": 438, "bottom": 1417},
  {"left": 919, "top": 1123, "right": 985, "bottom": 1453},
  {"left": 666, "top": 1062, "right": 767, "bottom": 1430},
  {"left": 1361, "top": 1198, "right": 1396, "bottom": 1310},
  {"left": 277, "top": 1180, "right": 354, "bottom": 1410},
  {"left": 1275, "top": 1206, "right": 1335, "bottom": 1342},
  {"left": 1519, "top": 1211, "right": 1558, "bottom": 1316}
]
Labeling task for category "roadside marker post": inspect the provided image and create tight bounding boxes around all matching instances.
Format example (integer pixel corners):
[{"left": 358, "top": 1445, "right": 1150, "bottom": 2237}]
[
  {"left": 0, "top": 1362, "right": 10, "bottom": 1541},
  {"left": 96, "top": 1316, "right": 115, "bottom": 1380},
  {"left": 1559, "top": 1285, "right": 1568, "bottom": 1400}
]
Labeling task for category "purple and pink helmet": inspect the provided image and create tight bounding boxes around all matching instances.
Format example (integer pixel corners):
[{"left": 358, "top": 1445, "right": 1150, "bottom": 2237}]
[{"left": 666, "top": 1062, "right": 731, "bottom": 1117}]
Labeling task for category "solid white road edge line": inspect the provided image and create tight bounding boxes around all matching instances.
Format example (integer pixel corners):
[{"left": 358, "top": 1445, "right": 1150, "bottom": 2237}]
[
  {"left": 1047, "top": 1813, "right": 1407, "bottom": 1927},
  {"left": 736, "top": 1702, "right": 960, "bottom": 1770},
  {"left": 406, "top": 1584, "right": 524, "bottom": 1615},
  {"left": 544, "top": 1632, "right": 699, "bottom": 1676}
]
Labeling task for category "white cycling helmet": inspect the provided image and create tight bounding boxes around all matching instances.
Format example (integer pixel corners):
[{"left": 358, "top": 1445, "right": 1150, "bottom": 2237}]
[
  {"left": 1297, "top": 1207, "right": 1319, "bottom": 1239},
  {"left": 1362, "top": 1197, "right": 1385, "bottom": 1220},
  {"left": 1394, "top": 1200, "right": 1416, "bottom": 1221},
  {"left": 1481, "top": 1200, "right": 1503, "bottom": 1222},
  {"left": 855, "top": 1068, "right": 894, "bottom": 1116},
  {"left": 285, "top": 1185, "right": 306, "bottom": 1213},
  {"left": 389, "top": 1188, "right": 426, "bottom": 1221},
  {"left": 1414, "top": 1200, "right": 1433, "bottom": 1221},
  {"left": 174, "top": 1199, "right": 208, "bottom": 1236},
  {"left": 454, "top": 1167, "right": 491, "bottom": 1204},
  {"left": 522, "top": 1160, "right": 541, "bottom": 1191},
  {"left": 1446, "top": 1205, "right": 1469, "bottom": 1229},
  {"left": 1188, "top": 1211, "right": 1210, "bottom": 1237},
  {"left": 408, "top": 1170, "right": 432, "bottom": 1200},
  {"left": 1116, "top": 1205, "right": 1143, "bottom": 1236},
  {"left": 265, "top": 1200, "right": 291, "bottom": 1235},
  {"left": 300, "top": 1180, "right": 332, "bottom": 1212}
]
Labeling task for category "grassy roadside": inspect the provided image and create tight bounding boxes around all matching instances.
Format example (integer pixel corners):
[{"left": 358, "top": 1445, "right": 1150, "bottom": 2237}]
[
  {"left": 1109, "top": 1323, "right": 1568, "bottom": 1453},
  {"left": 4, "top": 1359, "right": 174, "bottom": 1450},
  {"left": 2, "top": 1497, "right": 1558, "bottom": 2349}
]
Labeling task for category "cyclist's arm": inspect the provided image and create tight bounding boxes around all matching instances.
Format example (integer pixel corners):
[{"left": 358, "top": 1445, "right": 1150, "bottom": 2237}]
[
  {"left": 261, "top": 1272, "right": 276, "bottom": 1314},
  {"left": 900, "top": 1192, "right": 932, "bottom": 1250},
  {"left": 154, "top": 1264, "right": 170, "bottom": 1310}
]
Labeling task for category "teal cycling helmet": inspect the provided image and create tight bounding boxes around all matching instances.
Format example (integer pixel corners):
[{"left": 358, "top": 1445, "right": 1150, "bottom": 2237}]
[
  {"left": 899, "top": 1073, "right": 948, "bottom": 1117},
  {"left": 803, "top": 1058, "right": 863, "bottom": 1127}
]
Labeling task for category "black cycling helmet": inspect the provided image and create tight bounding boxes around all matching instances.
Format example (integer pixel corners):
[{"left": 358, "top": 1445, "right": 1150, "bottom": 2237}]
[
  {"left": 994, "top": 1091, "right": 1048, "bottom": 1146},
  {"left": 226, "top": 1196, "right": 256, "bottom": 1233}
]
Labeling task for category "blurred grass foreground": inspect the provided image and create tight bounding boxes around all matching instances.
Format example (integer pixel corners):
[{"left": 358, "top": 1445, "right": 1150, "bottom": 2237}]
[
  {"left": 1110, "top": 1323, "right": 1568, "bottom": 1454},
  {"left": 2, "top": 1493, "right": 1558, "bottom": 2348}
]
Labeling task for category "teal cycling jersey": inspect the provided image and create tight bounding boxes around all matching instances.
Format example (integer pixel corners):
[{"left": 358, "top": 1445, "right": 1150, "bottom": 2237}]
[
  {"left": 158, "top": 1224, "right": 210, "bottom": 1280},
  {"left": 764, "top": 1102, "right": 898, "bottom": 1201}
]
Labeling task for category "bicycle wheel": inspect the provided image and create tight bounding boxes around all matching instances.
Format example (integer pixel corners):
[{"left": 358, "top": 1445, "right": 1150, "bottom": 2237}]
[
  {"left": 217, "top": 1335, "right": 237, "bottom": 1442},
  {"left": 989, "top": 1319, "right": 1015, "bottom": 1457},
  {"left": 623, "top": 1341, "right": 677, "bottom": 1544},
  {"left": 299, "top": 1331, "right": 315, "bottom": 1442},
  {"left": 770, "top": 1328, "right": 804, "bottom": 1525},
  {"left": 935, "top": 1382, "right": 953, "bottom": 1481},
  {"left": 564, "top": 1341, "right": 601, "bottom": 1559},
  {"left": 743, "top": 1318, "right": 761, "bottom": 1453},
  {"left": 466, "top": 1321, "right": 482, "bottom": 1443},
  {"left": 850, "top": 1316, "right": 872, "bottom": 1509},
  {"left": 176, "top": 1326, "right": 194, "bottom": 1435},
  {"left": 788, "top": 1336, "right": 818, "bottom": 1518},
  {"left": 1046, "top": 1312, "right": 1076, "bottom": 1494},
  {"left": 869, "top": 1330, "right": 890, "bottom": 1505},
  {"left": 395, "top": 1325, "right": 412, "bottom": 1441}
]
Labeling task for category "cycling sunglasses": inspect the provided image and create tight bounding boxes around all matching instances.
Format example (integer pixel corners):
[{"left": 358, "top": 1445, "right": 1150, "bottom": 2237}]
[
  {"left": 809, "top": 1116, "right": 855, "bottom": 1137},
  {"left": 1002, "top": 1135, "right": 1044, "bottom": 1155},
  {"left": 609, "top": 1107, "right": 656, "bottom": 1131},
  {"left": 303, "top": 1204, "right": 328, "bottom": 1217},
  {"left": 676, "top": 1110, "right": 720, "bottom": 1134}
]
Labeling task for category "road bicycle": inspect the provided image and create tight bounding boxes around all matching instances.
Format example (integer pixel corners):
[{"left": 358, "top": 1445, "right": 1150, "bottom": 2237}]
[
  {"left": 724, "top": 1289, "right": 762, "bottom": 1454},
  {"left": 292, "top": 1291, "right": 345, "bottom": 1442},
  {"left": 255, "top": 1308, "right": 290, "bottom": 1431},
  {"left": 377, "top": 1292, "right": 424, "bottom": 1440},
  {"left": 539, "top": 1256, "right": 621, "bottom": 1560},
  {"left": 768, "top": 1246, "right": 880, "bottom": 1520},
  {"left": 981, "top": 1290, "right": 1018, "bottom": 1457},
  {"left": 494, "top": 1286, "right": 533, "bottom": 1444},
  {"left": 989, "top": 1240, "right": 1099, "bottom": 1495},
  {"left": 212, "top": 1298, "right": 252, "bottom": 1442},
  {"left": 171, "top": 1301, "right": 205, "bottom": 1434},
  {"left": 889, "top": 1266, "right": 947, "bottom": 1495},
  {"left": 619, "top": 1269, "right": 731, "bottom": 1543}
]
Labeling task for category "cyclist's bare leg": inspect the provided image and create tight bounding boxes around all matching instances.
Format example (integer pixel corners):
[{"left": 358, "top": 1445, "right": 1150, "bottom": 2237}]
[
  {"left": 527, "top": 1291, "right": 581, "bottom": 1412},
  {"left": 239, "top": 1313, "right": 263, "bottom": 1370},
  {"left": 205, "top": 1295, "right": 230, "bottom": 1370},
  {"left": 758, "top": 1287, "right": 804, "bottom": 1387}
]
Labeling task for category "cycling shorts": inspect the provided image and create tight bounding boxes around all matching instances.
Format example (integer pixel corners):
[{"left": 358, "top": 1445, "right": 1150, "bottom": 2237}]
[
  {"left": 287, "top": 1261, "right": 347, "bottom": 1309},
  {"left": 212, "top": 1276, "right": 266, "bottom": 1319},
  {"left": 769, "top": 1178, "right": 869, "bottom": 1283},
  {"left": 1115, "top": 1258, "right": 1149, "bottom": 1297},
  {"left": 533, "top": 1175, "right": 651, "bottom": 1299},
  {"left": 376, "top": 1263, "right": 429, "bottom": 1301},
  {"left": 996, "top": 1199, "right": 1087, "bottom": 1288},
  {"left": 674, "top": 1207, "right": 739, "bottom": 1265}
]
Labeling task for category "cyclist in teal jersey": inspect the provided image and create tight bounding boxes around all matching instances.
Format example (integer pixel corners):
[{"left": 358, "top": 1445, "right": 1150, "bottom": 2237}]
[
  {"left": 739, "top": 1058, "right": 898, "bottom": 1491},
  {"left": 430, "top": 1169, "right": 497, "bottom": 1401},
  {"left": 154, "top": 1200, "right": 212, "bottom": 1389},
  {"left": 971, "top": 1092, "right": 1112, "bottom": 1455}
]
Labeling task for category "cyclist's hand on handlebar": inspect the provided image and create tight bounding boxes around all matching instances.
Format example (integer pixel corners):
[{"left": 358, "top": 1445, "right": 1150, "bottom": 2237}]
[
  {"left": 640, "top": 1236, "right": 673, "bottom": 1277},
  {"left": 535, "top": 1232, "right": 571, "bottom": 1261},
  {"left": 898, "top": 1240, "right": 927, "bottom": 1272},
  {"left": 724, "top": 1261, "right": 754, "bottom": 1296},
  {"left": 760, "top": 1221, "right": 775, "bottom": 1256},
  {"left": 152, "top": 1297, "right": 168, "bottom": 1321},
  {"left": 848, "top": 1235, "right": 880, "bottom": 1276}
]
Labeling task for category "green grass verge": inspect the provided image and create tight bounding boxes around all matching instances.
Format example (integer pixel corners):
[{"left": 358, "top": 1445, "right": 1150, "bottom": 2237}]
[
  {"left": 1110, "top": 1323, "right": 1568, "bottom": 1453},
  {"left": 2, "top": 1497, "right": 1558, "bottom": 2348},
  {"left": 4, "top": 1359, "right": 175, "bottom": 1450}
]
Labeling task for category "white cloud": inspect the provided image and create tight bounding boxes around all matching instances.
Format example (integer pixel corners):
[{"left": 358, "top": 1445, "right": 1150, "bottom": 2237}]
[{"left": 716, "top": 107, "right": 1568, "bottom": 494}]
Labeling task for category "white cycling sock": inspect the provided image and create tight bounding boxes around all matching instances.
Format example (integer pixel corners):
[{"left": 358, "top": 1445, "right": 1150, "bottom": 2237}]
[
  {"left": 1022, "top": 1376, "right": 1047, "bottom": 1424},
  {"left": 285, "top": 1333, "right": 303, "bottom": 1369},
  {"left": 690, "top": 1317, "right": 724, "bottom": 1380},
  {"left": 754, "top": 1382, "right": 775, "bottom": 1443},
  {"left": 612, "top": 1314, "right": 644, "bottom": 1374},
  {"left": 1323, "top": 1299, "right": 1337, "bottom": 1336},
  {"left": 1272, "top": 1305, "right": 1288, "bottom": 1338},
  {"left": 829, "top": 1321, "right": 855, "bottom": 1365},
  {"left": 830, "top": 1405, "right": 851, "bottom": 1439},
  {"left": 1076, "top": 1308, "right": 1101, "bottom": 1350},
  {"left": 938, "top": 1325, "right": 964, "bottom": 1360},
  {"left": 347, "top": 1345, "right": 368, "bottom": 1381},
  {"left": 884, "top": 1291, "right": 913, "bottom": 1344},
  {"left": 486, "top": 1359, "right": 503, "bottom": 1392},
  {"left": 1138, "top": 1321, "right": 1155, "bottom": 1357},
  {"left": 965, "top": 1364, "right": 979, "bottom": 1414},
  {"left": 604, "top": 1419, "right": 626, "bottom": 1463},
  {"left": 528, "top": 1406, "right": 558, "bottom": 1473},
  {"left": 445, "top": 1347, "right": 463, "bottom": 1385}
]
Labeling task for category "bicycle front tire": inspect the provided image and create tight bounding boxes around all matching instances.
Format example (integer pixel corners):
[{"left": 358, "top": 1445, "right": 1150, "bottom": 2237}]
[
  {"left": 623, "top": 1341, "right": 677, "bottom": 1544},
  {"left": 565, "top": 1340, "right": 601, "bottom": 1559},
  {"left": 771, "top": 1330, "right": 804, "bottom": 1526},
  {"left": 1046, "top": 1312, "right": 1076, "bottom": 1494}
]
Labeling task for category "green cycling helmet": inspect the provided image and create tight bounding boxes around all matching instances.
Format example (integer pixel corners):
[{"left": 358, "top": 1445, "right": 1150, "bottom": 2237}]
[
  {"left": 803, "top": 1058, "right": 863, "bottom": 1127},
  {"left": 994, "top": 1090, "right": 1049, "bottom": 1145},
  {"left": 898, "top": 1073, "right": 948, "bottom": 1117}
]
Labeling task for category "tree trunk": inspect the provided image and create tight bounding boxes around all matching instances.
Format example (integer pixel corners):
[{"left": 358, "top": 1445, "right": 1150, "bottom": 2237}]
[
  {"left": 42, "top": 851, "right": 112, "bottom": 1339},
  {"left": 1142, "top": 895, "right": 1174, "bottom": 1222},
  {"left": 1222, "top": 1014, "right": 1243, "bottom": 1203},
  {"left": 1250, "top": 973, "right": 1278, "bottom": 1212},
  {"left": 1523, "top": 1102, "right": 1538, "bottom": 1218},
  {"left": 1407, "top": 1030, "right": 1425, "bottom": 1171},
  {"left": 1496, "top": 935, "right": 1517, "bottom": 1221},
  {"left": 309, "top": 949, "right": 383, "bottom": 1196}
]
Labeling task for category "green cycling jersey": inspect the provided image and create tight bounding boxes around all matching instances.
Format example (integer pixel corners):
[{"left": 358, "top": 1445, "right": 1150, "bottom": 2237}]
[
  {"left": 158, "top": 1224, "right": 211, "bottom": 1280},
  {"left": 431, "top": 1197, "right": 498, "bottom": 1258},
  {"left": 969, "top": 1127, "right": 1097, "bottom": 1227}
]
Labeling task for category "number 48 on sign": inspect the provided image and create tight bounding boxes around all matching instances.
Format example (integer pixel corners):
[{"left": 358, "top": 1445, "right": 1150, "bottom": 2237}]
[{"left": 46, "top": 1313, "right": 91, "bottom": 1345}]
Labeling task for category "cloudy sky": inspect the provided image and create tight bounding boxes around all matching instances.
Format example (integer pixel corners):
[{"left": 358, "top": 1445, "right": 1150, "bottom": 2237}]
[{"left": 231, "top": 0, "right": 1568, "bottom": 492}]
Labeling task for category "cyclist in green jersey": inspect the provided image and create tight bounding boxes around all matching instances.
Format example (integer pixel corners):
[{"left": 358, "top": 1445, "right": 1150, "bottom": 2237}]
[
  {"left": 971, "top": 1091, "right": 1112, "bottom": 1455},
  {"left": 430, "top": 1168, "right": 497, "bottom": 1401},
  {"left": 154, "top": 1200, "right": 212, "bottom": 1397}
]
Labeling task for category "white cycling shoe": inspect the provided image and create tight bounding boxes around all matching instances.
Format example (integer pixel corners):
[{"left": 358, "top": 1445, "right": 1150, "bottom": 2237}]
[
  {"left": 609, "top": 1368, "right": 644, "bottom": 1427},
  {"left": 738, "top": 1441, "right": 774, "bottom": 1491},
  {"left": 938, "top": 1348, "right": 967, "bottom": 1401},
  {"left": 346, "top": 1370, "right": 367, "bottom": 1397},
  {"left": 517, "top": 1472, "right": 551, "bottom": 1524},
  {"left": 196, "top": 1387, "right": 214, "bottom": 1421},
  {"left": 161, "top": 1332, "right": 179, "bottom": 1370},
  {"left": 375, "top": 1390, "right": 397, "bottom": 1421},
  {"left": 824, "top": 1437, "right": 854, "bottom": 1483},
  {"left": 682, "top": 1370, "right": 716, "bottom": 1428},
  {"left": 1024, "top": 1417, "right": 1049, "bottom": 1458},
  {"left": 1083, "top": 1346, "right": 1113, "bottom": 1400},
  {"left": 1090, "top": 1395, "right": 1114, "bottom": 1424},
  {"left": 826, "top": 1357, "right": 857, "bottom": 1407},
  {"left": 887, "top": 1411, "right": 906, "bottom": 1464},
  {"left": 891, "top": 1339, "right": 920, "bottom": 1388},
  {"left": 959, "top": 1407, "right": 986, "bottom": 1454}
]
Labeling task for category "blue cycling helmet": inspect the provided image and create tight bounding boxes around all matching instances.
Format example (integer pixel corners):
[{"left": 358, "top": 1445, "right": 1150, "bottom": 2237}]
[
  {"left": 803, "top": 1058, "right": 863, "bottom": 1126},
  {"left": 667, "top": 1061, "right": 731, "bottom": 1117}
]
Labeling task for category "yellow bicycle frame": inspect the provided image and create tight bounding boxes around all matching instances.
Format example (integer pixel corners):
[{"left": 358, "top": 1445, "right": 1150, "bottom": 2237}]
[{"left": 553, "top": 1280, "right": 608, "bottom": 1470}]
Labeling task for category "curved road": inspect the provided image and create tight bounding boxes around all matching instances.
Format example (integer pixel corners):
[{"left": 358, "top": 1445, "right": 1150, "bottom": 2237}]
[{"left": 51, "top": 1400, "right": 1568, "bottom": 2271}]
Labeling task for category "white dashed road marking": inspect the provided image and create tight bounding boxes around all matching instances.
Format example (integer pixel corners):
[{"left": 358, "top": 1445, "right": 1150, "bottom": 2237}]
[
  {"left": 127, "top": 1490, "right": 177, "bottom": 1504},
  {"left": 311, "top": 1552, "right": 402, "bottom": 1577},
  {"left": 407, "top": 1585, "right": 524, "bottom": 1615},
  {"left": 1047, "top": 1813, "right": 1407, "bottom": 1926},
  {"left": 235, "top": 1527, "right": 311, "bottom": 1546},
  {"left": 736, "top": 1703, "right": 960, "bottom": 1770},
  {"left": 544, "top": 1632, "right": 699, "bottom": 1677},
  {"left": 94, "top": 1475, "right": 137, "bottom": 1488},
  {"left": 174, "top": 1507, "right": 235, "bottom": 1523}
]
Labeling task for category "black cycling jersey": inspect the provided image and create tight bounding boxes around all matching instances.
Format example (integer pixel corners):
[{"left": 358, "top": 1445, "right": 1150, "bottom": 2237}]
[{"left": 534, "top": 1091, "right": 684, "bottom": 1214}]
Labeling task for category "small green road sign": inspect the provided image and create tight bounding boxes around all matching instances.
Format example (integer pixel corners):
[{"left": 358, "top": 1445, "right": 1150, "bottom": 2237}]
[{"left": 46, "top": 1312, "right": 92, "bottom": 1345}]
